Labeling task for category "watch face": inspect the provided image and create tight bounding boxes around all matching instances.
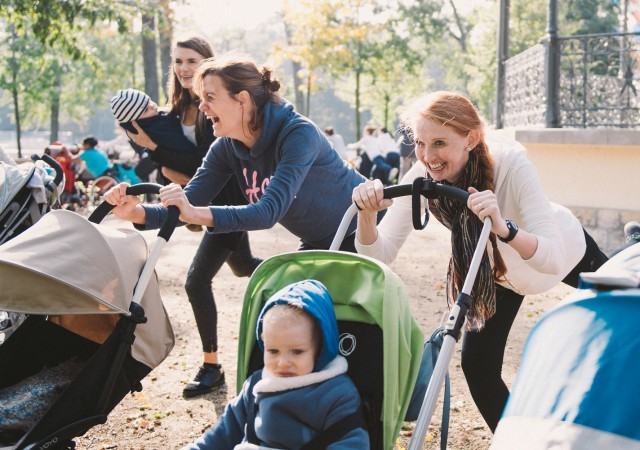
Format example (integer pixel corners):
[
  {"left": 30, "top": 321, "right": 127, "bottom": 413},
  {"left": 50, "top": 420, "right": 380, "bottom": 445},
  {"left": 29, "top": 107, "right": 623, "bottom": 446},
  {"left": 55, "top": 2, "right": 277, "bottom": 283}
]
[{"left": 500, "top": 220, "right": 518, "bottom": 243}]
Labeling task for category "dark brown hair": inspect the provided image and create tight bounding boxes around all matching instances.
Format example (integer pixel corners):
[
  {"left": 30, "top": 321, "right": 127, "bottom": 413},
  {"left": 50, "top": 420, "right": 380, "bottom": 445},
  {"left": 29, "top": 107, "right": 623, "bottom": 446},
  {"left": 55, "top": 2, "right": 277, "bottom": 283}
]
[
  {"left": 167, "top": 36, "right": 214, "bottom": 145},
  {"left": 193, "top": 52, "right": 282, "bottom": 133}
]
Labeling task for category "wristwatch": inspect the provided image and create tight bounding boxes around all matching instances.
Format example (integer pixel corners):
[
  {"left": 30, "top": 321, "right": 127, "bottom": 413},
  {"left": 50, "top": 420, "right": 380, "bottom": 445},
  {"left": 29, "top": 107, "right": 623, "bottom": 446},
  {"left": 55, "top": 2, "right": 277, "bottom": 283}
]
[{"left": 498, "top": 220, "right": 519, "bottom": 243}]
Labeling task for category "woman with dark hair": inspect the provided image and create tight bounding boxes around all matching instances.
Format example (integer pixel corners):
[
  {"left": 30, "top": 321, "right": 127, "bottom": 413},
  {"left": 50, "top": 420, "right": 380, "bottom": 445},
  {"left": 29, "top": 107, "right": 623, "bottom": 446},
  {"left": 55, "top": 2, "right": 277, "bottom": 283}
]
[
  {"left": 123, "top": 39, "right": 262, "bottom": 398},
  {"left": 352, "top": 91, "right": 609, "bottom": 433},
  {"left": 104, "top": 52, "right": 370, "bottom": 380}
]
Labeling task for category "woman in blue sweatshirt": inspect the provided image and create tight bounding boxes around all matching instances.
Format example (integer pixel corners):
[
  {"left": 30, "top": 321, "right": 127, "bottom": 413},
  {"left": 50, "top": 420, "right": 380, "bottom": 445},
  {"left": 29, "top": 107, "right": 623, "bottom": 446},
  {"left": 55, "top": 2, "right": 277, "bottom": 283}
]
[
  {"left": 117, "top": 39, "right": 263, "bottom": 399},
  {"left": 105, "top": 52, "right": 368, "bottom": 249}
]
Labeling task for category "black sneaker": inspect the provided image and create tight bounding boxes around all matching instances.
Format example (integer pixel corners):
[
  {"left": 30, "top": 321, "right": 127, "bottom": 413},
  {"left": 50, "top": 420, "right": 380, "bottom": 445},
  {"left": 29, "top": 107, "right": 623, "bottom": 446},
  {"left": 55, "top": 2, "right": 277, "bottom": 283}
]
[
  {"left": 183, "top": 363, "right": 225, "bottom": 398},
  {"left": 624, "top": 221, "right": 640, "bottom": 243}
]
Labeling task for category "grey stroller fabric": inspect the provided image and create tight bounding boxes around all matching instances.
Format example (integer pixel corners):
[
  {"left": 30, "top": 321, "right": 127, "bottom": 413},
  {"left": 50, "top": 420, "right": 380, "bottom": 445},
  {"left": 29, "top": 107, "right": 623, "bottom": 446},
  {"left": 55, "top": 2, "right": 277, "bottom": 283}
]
[{"left": 0, "top": 209, "right": 174, "bottom": 368}]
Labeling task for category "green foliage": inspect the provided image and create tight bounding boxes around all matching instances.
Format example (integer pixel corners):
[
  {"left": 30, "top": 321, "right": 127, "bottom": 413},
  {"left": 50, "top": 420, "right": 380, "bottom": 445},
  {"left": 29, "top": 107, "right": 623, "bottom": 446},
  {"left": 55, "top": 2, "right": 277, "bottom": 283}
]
[{"left": 0, "top": 0, "right": 142, "bottom": 59}]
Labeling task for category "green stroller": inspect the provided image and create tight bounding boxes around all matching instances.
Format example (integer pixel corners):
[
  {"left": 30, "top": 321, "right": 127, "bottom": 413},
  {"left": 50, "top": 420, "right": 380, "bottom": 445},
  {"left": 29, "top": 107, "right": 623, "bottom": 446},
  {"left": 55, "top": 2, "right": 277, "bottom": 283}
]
[
  {"left": 236, "top": 249, "right": 424, "bottom": 450},
  {"left": 236, "top": 178, "right": 484, "bottom": 450}
]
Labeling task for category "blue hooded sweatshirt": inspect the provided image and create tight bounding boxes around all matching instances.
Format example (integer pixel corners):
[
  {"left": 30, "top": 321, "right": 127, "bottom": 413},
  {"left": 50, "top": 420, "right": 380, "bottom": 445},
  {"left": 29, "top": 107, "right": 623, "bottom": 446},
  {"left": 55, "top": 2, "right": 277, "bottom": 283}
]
[
  {"left": 256, "top": 279, "right": 339, "bottom": 371},
  {"left": 141, "top": 99, "right": 365, "bottom": 248},
  {"left": 184, "top": 280, "right": 369, "bottom": 450}
]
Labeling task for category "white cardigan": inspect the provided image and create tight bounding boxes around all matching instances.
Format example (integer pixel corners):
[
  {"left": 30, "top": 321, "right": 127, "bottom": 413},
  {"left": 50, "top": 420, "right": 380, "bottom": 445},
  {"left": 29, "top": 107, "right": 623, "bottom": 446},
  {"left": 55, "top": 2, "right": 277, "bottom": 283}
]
[{"left": 355, "top": 133, "right": 586, "bottom": 295}]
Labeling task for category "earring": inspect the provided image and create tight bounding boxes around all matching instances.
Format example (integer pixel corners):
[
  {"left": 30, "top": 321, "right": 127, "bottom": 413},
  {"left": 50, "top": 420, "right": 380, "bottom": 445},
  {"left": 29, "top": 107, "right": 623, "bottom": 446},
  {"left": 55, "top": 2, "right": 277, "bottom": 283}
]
[{"left": 466, "top": 147, "right": 472, "bottom": 152}]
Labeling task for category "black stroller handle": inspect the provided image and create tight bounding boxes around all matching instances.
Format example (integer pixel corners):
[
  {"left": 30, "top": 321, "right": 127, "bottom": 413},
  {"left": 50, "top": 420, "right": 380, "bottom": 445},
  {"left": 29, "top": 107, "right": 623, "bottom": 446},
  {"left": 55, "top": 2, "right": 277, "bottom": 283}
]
[
  {"left": 88, "top": 183, "right": 180, "bottom": 242},
  {"left": 330, "top": 177, "right": 470, "bottom": 250},
  {"left": 32, "top": 153, "right": 64, "bottom": 187},
  {"left": 382, "top": 178, "right": 469, "bottom": 203},
  {"left": 385, "top": 178, "right": 469, "bottom": 231}
]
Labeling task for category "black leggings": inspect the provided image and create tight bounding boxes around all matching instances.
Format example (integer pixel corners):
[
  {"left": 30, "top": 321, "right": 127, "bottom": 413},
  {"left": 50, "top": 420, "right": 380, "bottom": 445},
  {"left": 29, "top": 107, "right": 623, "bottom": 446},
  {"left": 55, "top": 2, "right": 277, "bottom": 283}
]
[
  {"left": 461, "top": 228, "right": 608, "bottom": 432},
  {"left": 185, "top": 231, "right": 262, "bottom": 353}
]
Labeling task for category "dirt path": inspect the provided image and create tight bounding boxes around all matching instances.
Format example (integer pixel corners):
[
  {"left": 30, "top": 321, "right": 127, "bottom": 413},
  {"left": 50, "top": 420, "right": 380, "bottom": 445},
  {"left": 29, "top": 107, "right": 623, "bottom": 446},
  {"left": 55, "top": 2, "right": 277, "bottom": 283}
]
[{"left": 74, "top": 220, "right": 573, "bottom": 450}]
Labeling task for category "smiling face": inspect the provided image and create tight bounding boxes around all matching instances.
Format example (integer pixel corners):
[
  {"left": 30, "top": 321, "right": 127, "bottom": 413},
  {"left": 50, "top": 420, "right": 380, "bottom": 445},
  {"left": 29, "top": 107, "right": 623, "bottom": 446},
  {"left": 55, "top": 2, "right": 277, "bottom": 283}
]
[
  {"left": 262, "top": 307, "right": 318, "bottom": 378},
  {"left": 173, "top": 46, "right": 206, "bottom": 91},
  {"left": 413, "top": 119, "right": 477, "bottom": 184},
  {"left": 198, "top": 74, "right": 246, "bottom": 140}
]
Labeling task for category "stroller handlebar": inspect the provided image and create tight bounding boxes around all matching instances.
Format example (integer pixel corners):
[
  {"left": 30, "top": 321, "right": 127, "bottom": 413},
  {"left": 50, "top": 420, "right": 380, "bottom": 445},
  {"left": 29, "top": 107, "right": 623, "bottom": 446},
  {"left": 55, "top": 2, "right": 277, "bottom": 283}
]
[
  {"left": 33, "top": 153, "right": 64, "bottom": 187},
  {"left": 330, "top": 178, "right": 469, "bottom": 250},
  {"left": 382, "top": 178, "right": 469, "bottom": 203},
  {"left": 89, "top": 183, "right": 180, "bottom": 242}
]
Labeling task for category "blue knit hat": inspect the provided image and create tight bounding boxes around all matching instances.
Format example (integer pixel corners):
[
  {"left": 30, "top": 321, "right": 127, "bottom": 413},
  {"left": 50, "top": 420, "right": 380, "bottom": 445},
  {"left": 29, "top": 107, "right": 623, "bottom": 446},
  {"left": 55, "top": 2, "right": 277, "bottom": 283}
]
[{"left": 256, "top": 280, "right": 339, "bottom": 371}]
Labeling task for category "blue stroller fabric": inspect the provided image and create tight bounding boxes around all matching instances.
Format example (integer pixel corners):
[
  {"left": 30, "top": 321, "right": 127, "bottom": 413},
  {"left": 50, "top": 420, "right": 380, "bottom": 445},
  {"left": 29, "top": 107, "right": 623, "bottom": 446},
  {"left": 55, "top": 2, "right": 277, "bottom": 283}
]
[{"left": 491, "top": 243, "right": 640, "bottom": 449}]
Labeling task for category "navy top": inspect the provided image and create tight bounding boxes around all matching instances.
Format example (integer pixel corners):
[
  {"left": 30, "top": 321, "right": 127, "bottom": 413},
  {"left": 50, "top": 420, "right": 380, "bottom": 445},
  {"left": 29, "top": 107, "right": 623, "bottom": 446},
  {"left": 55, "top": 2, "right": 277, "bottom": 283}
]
[{"left": 143, "top": 100, "right": 365, "bottom": 248}]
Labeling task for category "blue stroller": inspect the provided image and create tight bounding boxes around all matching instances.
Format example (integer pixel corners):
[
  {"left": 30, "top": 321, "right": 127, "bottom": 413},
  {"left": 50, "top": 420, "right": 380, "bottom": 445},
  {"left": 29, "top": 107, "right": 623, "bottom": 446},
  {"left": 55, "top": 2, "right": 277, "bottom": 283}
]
[{"left": 491, "top": 243, "right": 640, "bottom": 449}]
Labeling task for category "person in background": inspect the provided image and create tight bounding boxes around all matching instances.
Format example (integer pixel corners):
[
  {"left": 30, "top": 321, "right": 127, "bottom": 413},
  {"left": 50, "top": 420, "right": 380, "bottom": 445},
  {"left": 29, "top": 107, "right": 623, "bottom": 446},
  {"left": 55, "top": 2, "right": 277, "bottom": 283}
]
[
  {"left": 44, "top": 142, "right": 75, "bottom": 198},
  {"left": 397, "top": 125, "right": 417, "bottom": 179},
  {"left": 324, "top": 126, "right": 347, "bottom": 160},
  {"left": 183, "top": 280, "right": 369, "bottom": 450},
  {"left": 74, "top": 136, "right": 111, "bottom": 182},
  {"left": 122, "top": 37, "right": 263, "bottom": 398},
  {"left": 352, "top": 91, "right": 609, "bottom": 433},
  {"left": 377, "top": 127, "right": 399, "bottom": 183},
  {"left": 348, "top": 125, "right": 393, "bottom": 184}
]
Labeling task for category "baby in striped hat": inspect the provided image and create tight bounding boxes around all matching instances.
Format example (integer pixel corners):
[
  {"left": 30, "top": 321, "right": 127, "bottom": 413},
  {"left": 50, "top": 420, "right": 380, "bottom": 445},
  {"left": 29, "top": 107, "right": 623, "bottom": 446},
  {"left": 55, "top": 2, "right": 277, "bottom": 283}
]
[
  {"left": 110, "top": 89, "right": 158, "bottom": 123},
  {"left": 108, "top": 88, "right": 202, "bottom": 183}
]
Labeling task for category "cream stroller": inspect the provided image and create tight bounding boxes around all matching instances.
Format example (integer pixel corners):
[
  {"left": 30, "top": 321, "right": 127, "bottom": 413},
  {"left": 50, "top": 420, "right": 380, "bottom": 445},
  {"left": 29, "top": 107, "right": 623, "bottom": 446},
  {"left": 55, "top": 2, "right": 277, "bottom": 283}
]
[{"left": 0, "top": 184, "right": 177, "bottom": 450}]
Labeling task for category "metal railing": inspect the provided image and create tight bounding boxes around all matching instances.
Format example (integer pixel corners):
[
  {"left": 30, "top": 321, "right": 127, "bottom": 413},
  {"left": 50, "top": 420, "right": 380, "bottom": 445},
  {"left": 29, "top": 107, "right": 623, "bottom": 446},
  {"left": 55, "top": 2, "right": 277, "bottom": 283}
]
[{"left": 503, "top": 31, "right": 640, "bottom": 128}]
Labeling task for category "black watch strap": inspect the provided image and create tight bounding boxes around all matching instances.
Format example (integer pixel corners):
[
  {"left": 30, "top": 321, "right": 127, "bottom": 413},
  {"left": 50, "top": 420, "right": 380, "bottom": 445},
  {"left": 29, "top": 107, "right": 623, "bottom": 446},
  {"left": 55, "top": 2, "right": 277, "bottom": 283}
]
[{"left": 498, "top": 219, "right": 518, "bottom": 243}]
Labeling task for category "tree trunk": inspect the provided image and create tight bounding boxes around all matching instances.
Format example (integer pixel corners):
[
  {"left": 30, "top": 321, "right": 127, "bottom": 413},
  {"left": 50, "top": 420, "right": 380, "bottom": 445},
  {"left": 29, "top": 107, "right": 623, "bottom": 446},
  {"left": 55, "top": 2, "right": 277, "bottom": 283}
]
[
  {"left": 384, "top": 92, "right": 390, "bottom": 130},
  {"left": 49, "top": 63, "right": 62, "bottom": 143},
  {"left": 355, "top": 70, "right": 361, "bottom": 140},
  {"left": 11, "top": 85, "right": 22, "bottom": 159},
  {"left": 158, "top": 0, "right": 173, "bottom": 104},
  {"left": 305, "top": 73, "right": 312, "bottom": 117},
  {"left": 141, "top": 11, "right": 159, "bottom": 102},
  {"left": 10, "top": 28, "right": 22, "bottom": 158},
  {"left": 283, "top": 20, "right": 305, "bottom": 112}
]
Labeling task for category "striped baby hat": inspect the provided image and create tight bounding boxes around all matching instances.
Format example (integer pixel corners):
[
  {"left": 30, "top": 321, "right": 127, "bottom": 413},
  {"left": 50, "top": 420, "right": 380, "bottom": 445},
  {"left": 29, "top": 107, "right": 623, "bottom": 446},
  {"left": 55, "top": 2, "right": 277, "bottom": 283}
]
[{"left": 110, "top": 88, "right": 150, "bottom": 123}]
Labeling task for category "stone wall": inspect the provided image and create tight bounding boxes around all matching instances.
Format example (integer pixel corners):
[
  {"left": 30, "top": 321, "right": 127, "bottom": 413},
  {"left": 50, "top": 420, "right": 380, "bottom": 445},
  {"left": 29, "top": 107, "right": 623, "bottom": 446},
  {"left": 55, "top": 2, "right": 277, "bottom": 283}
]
[{"left": 494, "top": 128, "right": 640, "bottom": 254}]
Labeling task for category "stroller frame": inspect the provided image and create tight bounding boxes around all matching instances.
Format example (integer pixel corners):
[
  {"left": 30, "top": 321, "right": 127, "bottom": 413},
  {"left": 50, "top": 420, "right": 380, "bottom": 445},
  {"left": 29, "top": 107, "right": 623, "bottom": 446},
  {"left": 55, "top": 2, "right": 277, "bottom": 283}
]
[
  {"left": 0, "top": 154, "right": 63, "bottom": 245},
  {"left": 331, "top": 178, "right": 492, "bottom": 449}
]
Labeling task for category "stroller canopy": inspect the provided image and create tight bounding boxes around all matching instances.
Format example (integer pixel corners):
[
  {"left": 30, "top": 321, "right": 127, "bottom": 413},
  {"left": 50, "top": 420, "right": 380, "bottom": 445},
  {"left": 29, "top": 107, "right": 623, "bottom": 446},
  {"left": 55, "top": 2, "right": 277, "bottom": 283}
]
[
  {"left": 0, "top": 162, "right": 35, "bottom": 212},
  {"left": 0, "top": 209, "right": 174, "bottom": 369},
  {"left": 492, "top": 243, "right": 640, "bottom": 449}
]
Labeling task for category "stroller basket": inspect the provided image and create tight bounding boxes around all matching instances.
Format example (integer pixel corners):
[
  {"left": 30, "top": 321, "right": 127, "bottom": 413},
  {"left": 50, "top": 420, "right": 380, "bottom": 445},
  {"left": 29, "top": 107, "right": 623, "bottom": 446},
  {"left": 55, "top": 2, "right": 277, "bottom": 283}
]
[{"left": 0, "top": 184, "right": 177, "bottom": 450}]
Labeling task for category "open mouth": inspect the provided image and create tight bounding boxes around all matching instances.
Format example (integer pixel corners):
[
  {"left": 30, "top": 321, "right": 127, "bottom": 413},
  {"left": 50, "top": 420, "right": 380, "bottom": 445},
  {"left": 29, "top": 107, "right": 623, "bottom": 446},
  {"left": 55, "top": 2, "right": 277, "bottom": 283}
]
[
  {"left": 429, "top": 162, "right": 446, "bottom": 171},
  {"left": 212, "top": 115, "right": 221, "bottom": 127},
  {"left": 277, "top": 372, "right": 295, "bottom": 377}
]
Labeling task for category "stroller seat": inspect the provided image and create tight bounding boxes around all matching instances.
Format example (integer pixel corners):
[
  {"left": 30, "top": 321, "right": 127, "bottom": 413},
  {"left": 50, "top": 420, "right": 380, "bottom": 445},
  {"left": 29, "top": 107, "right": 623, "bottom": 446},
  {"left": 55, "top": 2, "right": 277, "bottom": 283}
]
[{"left": 237, "top": 250, "right": 424, "bottom": 450}]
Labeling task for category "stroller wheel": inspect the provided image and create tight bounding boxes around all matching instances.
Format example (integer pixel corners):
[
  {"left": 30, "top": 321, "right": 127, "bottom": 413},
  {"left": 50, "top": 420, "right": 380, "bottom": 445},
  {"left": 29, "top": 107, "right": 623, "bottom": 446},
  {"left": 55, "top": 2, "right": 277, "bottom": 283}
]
[{"left": 88, "top": 176, "right": 117, "bottom": 206}]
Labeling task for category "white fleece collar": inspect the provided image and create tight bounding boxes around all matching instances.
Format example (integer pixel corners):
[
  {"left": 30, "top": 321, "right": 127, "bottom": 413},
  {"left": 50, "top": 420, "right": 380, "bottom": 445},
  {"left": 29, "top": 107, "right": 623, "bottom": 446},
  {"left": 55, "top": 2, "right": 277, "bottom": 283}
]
[
  {"left": 234, "top": 443, "right": 280, "bottom": 450},
  {"left": 253, "top": 356, "right": 347, "bottom": 395}
]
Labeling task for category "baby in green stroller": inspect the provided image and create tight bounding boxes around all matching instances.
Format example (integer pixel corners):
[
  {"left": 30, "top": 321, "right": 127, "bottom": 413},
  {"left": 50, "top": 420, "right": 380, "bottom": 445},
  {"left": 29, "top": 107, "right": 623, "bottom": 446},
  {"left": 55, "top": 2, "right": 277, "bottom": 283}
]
[
  {"left": 186, "top": 249, "right": 424, "bottom": 450},
  {"left": 185, "top": 280, "right": 369, "bottom": 449}
]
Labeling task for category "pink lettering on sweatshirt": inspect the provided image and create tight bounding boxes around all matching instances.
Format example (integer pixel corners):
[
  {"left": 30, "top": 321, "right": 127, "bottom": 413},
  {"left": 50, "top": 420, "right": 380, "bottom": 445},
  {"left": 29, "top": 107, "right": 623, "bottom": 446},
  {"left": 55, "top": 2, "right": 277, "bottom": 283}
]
[{"left": 243, "top": 168, "right": 272, "bottom": 204}]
